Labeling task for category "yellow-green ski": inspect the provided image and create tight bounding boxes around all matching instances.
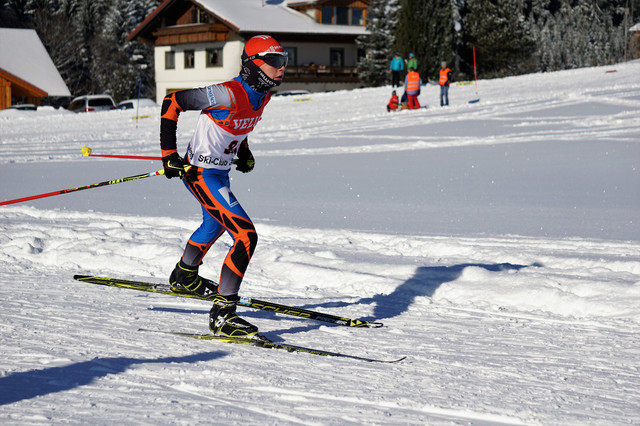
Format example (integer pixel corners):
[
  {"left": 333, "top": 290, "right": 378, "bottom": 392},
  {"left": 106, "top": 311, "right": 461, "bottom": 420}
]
[
  {"left": 139, "top": 328, "right": 406, "bottom": 363},
  {"left": 73, "top": 274, "right": 383, "bottom": 328}
]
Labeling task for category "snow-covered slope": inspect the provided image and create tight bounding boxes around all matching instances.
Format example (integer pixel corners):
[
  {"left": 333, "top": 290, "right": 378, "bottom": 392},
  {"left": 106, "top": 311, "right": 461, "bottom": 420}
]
[{"left": 1, "top": 61, "right": 639, "bottom": 424}]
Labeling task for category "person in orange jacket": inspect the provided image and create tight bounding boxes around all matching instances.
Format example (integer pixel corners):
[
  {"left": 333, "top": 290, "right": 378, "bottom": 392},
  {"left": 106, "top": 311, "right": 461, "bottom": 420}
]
[
  {"left": 387, "top": 90, "right": 399, "bottom": 112},
  {"left": 403, "top": 67, "right": 422, "bottom": 109},
  {"left": 439, "top": 61, "right": 452, "bottom": 106}
]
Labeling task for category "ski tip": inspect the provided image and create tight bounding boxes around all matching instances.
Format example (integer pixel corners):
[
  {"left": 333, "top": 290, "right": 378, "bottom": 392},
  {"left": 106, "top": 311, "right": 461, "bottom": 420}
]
[
  {"left": 349, "top": 320, "right": 384, "bottom": 328},
  {"left": 374, "top": 355, "right": 407, "bottom": 363}
]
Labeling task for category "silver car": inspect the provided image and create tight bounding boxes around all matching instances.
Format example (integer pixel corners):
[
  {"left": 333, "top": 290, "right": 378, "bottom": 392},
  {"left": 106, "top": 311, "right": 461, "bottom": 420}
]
[{"left": 68, "top": 94, "right": 116, "bottom": 112}]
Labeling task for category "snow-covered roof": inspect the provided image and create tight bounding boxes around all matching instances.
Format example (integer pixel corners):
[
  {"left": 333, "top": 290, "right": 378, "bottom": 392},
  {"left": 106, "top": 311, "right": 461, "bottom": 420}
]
[
  {"left": 0, "top": 28, "right": 70, "bottom": 97},
  {"left": 194, "top": 0, "right": 366, "bottom": 35}
]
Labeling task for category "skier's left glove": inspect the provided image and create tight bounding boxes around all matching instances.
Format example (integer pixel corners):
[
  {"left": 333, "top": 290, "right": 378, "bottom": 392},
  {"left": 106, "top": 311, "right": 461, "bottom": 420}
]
[
  {"left": 235, "top": 142, "right": 255, "bottom": 173},
  {"left": 162, "top": 152, "right": 186, "bottom": 179}
]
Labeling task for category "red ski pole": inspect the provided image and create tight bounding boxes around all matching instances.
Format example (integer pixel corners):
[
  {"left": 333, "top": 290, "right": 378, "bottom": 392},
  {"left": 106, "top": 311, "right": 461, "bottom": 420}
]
[
  {"left": 82, "top": 146, "right": 161, "bottom": 161},
  {"left": 81, "top": 146, "right": 238, "bottom": 165},
  {"left": 0, "top": 169, "right": 164, "bottom": 206},
  {"left": 473, "top": 46, "right": 478, "bottom": 91},
  {"left": 468, "top": 46, "right": 480, "bottom": 104}
]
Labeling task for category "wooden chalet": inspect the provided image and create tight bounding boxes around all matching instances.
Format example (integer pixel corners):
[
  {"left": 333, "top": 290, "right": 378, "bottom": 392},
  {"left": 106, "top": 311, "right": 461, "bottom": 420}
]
[
  {"left": 0, "top": 28, "right": 70, "bottom": 110},
  {"left": 128, "top": 0, "right": 370, "bottom": 101}
]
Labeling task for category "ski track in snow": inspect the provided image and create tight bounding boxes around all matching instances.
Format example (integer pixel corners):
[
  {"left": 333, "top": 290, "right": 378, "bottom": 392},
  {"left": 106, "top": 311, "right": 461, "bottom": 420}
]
[{"left": 1, "top": 61, "right": 640, "bottom": 424}]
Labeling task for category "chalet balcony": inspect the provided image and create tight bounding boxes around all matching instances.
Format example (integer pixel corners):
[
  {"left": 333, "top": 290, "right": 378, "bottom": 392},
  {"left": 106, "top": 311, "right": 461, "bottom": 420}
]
[{"left": 284, "top": 65, "right": 361, "bottom": 83}]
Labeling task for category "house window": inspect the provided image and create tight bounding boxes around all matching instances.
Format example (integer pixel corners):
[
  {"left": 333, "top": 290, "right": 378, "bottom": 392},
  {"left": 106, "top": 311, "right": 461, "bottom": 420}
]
[
  {"left": 184, "top": 50, "right": 195, "bottom": 69},
  {"left": 283, "top": 47, "right": 297, "bottom": 66},
  {"left": 321, "top": 7, "right": 333, "bottom": 24},
  {"left": 206, "top": 48, "right": 222, "bottom": 67},
  {"left": 320, "top": 7, "right": 365, "bottom": 25},
  {"left": 352, "top": 8, "right": 363, "bottom": 25},
  {"left": 330, "top": 48, "right": 344, "bottom": 67},
  {"left": 165, "top": 51, "right": 175, "bottom": 69},
  {"left": 192, "top": 7, "right": 209, "bottom": 24},
  {"left": 336, "top": 7, "right": 348, "bottom": 25}
]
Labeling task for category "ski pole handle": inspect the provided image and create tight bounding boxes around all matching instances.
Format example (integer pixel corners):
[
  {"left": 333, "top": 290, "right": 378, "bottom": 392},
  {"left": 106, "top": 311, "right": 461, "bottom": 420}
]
[{"left": 0, "top": 169, "right": 165, "bottom": 206}]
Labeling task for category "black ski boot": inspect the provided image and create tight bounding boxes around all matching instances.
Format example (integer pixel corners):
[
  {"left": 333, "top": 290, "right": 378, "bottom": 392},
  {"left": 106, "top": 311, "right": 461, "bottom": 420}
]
[
  {"left": 169, "top": 259, "right": 217, "bottom": 297},
  {"left": 209, "top": 295, "right": 259, "bottom": 338}
]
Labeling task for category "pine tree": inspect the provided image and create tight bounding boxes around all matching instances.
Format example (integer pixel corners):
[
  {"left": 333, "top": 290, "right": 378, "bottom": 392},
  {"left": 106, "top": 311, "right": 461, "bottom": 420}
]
[
  {"left": 123, "top": 1, "right": 158, "bottom": 100},
  {"left": 96, "top": 0, "right": 156, "bottom": 102},
  {"left": 531, "top": 0, "right": 627, "bottom": 72},
  {"left": 28, "top": 0, "right": 86, "bottom": 95},
  {"left": 0, "top": 0, "right": 32, "bottom": 26},
  {"left": 461, "top": 0, "right": 537, "bottom": 78},
  {"left": 357, "top": 0, "right": 399, "bottom": 87},
  {"left": 24, "top": 0, "right": 159, "bottom": 101},
  {"left": 395, "top": 0, "right": 455, "bottom": 81},
  {"left": 451, "top": 0, "right": 466, "bottom": 77},
  {"left": 562, "top": 0, "right": 624, "bottom": 68}
]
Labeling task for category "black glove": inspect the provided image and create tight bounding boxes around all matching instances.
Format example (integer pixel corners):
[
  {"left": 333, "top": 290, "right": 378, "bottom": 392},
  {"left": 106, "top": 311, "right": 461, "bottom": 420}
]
[
  {"left": 235, "top": 142, "right": 255, "bottom": 173},
  {"left": 162, "top": 152, "right": 185, "bottom": 179}
]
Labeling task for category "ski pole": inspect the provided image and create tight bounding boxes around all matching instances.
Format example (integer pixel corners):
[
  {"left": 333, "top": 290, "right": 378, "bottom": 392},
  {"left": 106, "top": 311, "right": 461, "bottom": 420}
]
[
  {"left": 0, "top": 169, "right": 164, "bottom": 206},
  {"left": 473, "top": 46, "right": 479, "bottom": 94},
  {"left": 82, "top": 146, "right": 161, "bottom": 160},
  {"left": 82, "top": 146, "right": 239, "bottom": 165}
]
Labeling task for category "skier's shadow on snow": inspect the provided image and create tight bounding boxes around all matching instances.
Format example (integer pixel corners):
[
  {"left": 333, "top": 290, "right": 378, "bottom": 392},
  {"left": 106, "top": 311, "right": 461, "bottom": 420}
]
[
  {"left": 310, "top": 262, "right": 540, "bottom": 322},
  {"left": 150, "top": 263, "right": 539, "bottom": 337},
  {"left": 0, "top": 351, "right": 227, "bottom": 406}
]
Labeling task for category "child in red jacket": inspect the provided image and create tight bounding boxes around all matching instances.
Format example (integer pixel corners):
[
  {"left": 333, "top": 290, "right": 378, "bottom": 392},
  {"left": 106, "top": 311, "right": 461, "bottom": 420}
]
[{"left": 387, "top": 90, "right": 399, "bottom": 112}]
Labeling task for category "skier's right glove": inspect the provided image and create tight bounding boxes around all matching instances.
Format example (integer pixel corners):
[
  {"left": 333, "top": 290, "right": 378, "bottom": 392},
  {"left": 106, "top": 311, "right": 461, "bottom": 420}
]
[
  {"left": 162, "top": 152, "right": 185, "bottom": 179},
  {"left": 235, "top": 142, "right": 255, "bottom": 173}
]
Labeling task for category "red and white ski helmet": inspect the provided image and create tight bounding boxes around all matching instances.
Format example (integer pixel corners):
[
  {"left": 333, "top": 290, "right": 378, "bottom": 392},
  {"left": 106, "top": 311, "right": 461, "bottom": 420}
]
[
  {"left": 243, "top": 35, "right": 286, "bottom": 65},
  {"left": 240, "top": 35, "right": 287, "bottom": 91}
]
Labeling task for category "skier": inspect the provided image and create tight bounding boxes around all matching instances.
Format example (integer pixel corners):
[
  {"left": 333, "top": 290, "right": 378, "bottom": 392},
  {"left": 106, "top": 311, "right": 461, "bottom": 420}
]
[{"left": 159, "top": 35, "right": 287, "bottom": 338}]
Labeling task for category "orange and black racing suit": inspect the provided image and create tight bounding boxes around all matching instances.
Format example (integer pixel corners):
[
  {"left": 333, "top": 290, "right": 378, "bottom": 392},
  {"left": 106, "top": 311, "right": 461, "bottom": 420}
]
[{"left": 160, "top": 76, "right": 271, "bottom": 295}]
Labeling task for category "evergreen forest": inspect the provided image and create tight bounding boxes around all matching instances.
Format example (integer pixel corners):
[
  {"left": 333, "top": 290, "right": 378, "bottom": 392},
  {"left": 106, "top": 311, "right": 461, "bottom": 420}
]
[
  {"left": 1, "top": 0, "right": 638, "bottom": 97},
  {"left": 360, "top": 0, "right": 639, "bottom": 85}
]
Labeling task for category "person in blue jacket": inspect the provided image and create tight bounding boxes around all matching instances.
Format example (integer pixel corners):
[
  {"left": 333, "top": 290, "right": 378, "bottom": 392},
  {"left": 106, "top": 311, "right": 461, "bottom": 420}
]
[{"left": 389, "top": 52, "right": 404, "bottom": 87}]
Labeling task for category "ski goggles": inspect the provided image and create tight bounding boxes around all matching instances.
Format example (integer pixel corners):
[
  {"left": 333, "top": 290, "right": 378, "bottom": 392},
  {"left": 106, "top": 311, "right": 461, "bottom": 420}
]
[{"left": 244, "top": 51, "right": 288, "bottom": 68}]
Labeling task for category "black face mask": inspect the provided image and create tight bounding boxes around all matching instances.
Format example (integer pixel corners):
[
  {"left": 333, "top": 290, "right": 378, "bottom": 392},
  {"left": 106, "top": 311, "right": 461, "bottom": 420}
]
[{"left": 240, "top": 53, "right": 282, "bottom": 92}]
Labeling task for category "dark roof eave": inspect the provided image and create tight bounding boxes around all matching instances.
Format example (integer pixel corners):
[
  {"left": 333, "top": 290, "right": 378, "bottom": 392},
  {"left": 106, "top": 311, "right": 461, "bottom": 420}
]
[
  {"left": 238, "top": 31, "right": 364, "bottom": 43},
  {"left": 128, "top": 0, "right": 366, "bottom": 43},
  {"left": 192, "top": 0, "right": 240, "bottom": 32},
  {"left": 128, "top": 0, "right": 177, "bottom": 42},
  {"left": 0, "top": 68, "right": 48, "bottom": 97}
]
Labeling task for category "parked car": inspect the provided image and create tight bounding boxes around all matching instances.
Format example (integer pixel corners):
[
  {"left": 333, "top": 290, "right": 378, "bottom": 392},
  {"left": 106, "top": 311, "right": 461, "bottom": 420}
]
[
  {"left": 68, "top": 94, "right": 116, "bottom": 113},
  {"left": 9, "top": 104, "right": 37, "bottom": 111},
  {"left": 273, "top": 89, "right": 311, "bottom": 97},
  {"left": 117, "top": 98, "right": 158, "bottom": 110}
]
